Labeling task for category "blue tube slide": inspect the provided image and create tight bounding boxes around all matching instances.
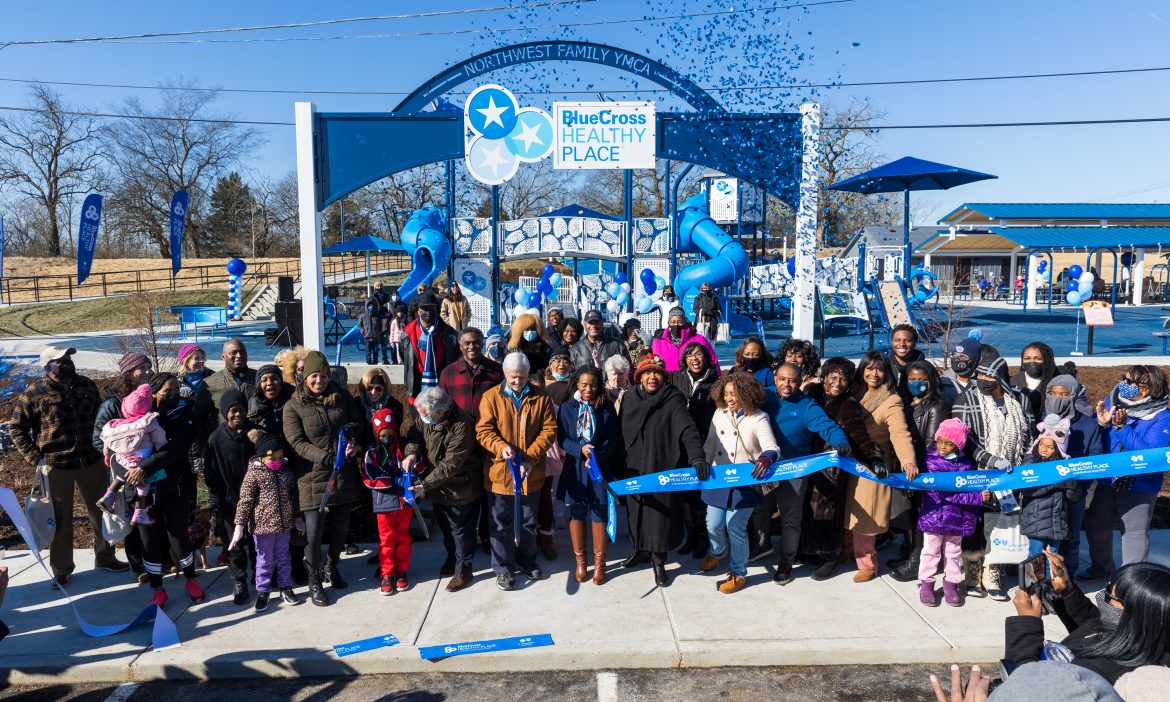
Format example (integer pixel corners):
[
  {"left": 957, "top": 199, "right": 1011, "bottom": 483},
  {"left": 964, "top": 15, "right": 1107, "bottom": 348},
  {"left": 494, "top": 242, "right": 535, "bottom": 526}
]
[
  {"left": 672, "top": 193, "right": 750, "bottom": 319},
  {"left": 397, "top": 206, "right": 451, "bottom": 304}
]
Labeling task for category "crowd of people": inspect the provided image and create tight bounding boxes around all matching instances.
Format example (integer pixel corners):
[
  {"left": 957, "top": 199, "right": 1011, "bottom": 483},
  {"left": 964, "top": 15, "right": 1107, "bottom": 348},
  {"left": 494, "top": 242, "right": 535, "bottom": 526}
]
[{"left": 7, "top": 288, "right": 1170, "bottom": 688}]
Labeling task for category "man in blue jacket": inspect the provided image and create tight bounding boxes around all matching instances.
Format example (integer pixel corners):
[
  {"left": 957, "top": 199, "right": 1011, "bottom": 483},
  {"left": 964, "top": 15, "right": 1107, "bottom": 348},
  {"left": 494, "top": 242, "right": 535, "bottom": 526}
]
[{"left": 752, "top": 363, "right": 852, "bottom": 585}]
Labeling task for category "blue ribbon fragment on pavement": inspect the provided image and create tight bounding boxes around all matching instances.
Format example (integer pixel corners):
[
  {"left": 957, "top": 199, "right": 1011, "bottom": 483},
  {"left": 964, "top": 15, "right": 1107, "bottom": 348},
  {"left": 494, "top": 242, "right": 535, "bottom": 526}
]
[{"left": 418, "top": 633, "right": 554, "bottom": 660}]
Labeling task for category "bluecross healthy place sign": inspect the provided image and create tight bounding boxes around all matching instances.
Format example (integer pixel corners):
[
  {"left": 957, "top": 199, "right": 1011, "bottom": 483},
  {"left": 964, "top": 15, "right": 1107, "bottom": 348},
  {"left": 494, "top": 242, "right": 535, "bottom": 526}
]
[{"left": 552, "top": 102, "right": 656, "bottom": 170}]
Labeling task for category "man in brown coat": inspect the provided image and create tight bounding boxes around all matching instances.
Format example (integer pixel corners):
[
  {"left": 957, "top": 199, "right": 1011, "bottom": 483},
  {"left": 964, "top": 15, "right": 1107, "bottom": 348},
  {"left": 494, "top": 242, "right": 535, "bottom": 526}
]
[{"left": 476, "top": 352, "right": 557, "bottom": 591}]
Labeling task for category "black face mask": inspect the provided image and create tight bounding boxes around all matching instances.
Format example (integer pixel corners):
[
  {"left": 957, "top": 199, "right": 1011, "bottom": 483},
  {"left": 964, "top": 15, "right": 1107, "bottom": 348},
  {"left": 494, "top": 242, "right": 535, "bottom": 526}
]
[
  {"left": 53, "top": 359, "right": 76, "bottom": 378},
  {"left": 977, "top": 379, "right": 1000, "bottom": 395},
  {"left": 951, "top": 358, "right": 975, "bottom": 378},
  {"left": 1021, "top": 361, "right": 1045, "bottom": 379},
  {"left": 742, "top": 357, "right": 763, "bottom": 372},
  {"left": 418, "top": 310, "right": 434, "bottom": 326},
  {"left": 159, "top": 395, "right": 180, "bottom": 409}
]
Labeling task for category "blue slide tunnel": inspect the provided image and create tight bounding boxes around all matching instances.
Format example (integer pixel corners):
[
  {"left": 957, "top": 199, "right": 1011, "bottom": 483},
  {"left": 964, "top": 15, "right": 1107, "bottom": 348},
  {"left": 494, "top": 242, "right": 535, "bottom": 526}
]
[{"left": 397, "top": 206, "right": 451, "bottom": 305}]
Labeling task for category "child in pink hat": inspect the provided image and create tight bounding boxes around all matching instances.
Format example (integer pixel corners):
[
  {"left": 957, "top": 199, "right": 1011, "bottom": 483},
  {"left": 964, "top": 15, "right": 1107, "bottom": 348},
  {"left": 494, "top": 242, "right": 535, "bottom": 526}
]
[{"left": 97, "top": 383, "right": 169, "bottom": 524}]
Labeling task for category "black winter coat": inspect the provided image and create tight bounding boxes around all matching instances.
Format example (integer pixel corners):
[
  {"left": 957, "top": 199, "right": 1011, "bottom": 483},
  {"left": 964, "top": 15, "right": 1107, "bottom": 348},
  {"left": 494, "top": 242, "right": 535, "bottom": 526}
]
[
  {"left": 670, "top": 369, "right": 718, "bottom": 442},
  {"left": 247, "top": 382, "right": 294, "bottom": 450},
  {"left": 1017, "top": 456, "right": 1079, "bottom": 541},
  {"left": 909, "top": 397, "right": 951, "bottom": 467},
  {"left": 620, "top": 383, "right": 707, "bottom": 553},
  {"left": 204, "top": 424, "right": 255, "bottom": 510},
  {"left": 135, "top": 400, "right": 197, "bottom": 500},
  {"left": 1005, "top": 586, "right": 1170, "bottom": 684}
]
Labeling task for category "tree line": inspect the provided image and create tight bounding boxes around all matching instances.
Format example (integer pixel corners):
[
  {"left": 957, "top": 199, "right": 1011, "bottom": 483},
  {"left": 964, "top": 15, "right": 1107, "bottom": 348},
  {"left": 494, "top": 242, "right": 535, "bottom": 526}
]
[{"left": 0, "top": 82, "right": 902, "bottom": 263}]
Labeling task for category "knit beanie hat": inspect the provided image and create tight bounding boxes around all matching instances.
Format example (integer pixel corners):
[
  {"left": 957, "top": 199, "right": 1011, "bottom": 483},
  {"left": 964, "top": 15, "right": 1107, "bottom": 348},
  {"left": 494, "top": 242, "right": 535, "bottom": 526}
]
[
  {"left": 118, "top": 351, "right": 150, "bottom": 376},
  {"left": 668, "top": 307, "right": 687, "bottom": 322},
  {"left": 254, "top": 432, "right": 284, "bottom": 459},
  {"left": 934, "top": 418, "right": 969, "bottom": 451},
  {"left": 177, "top": 343, "right": 203, "bottom": 366},
  {"left": 219, "top": 389, "right": 248, "bottom": 420},
  {"left": 149, "top": 372, "right": 177, "bottom": 393},
  {"left": 1030, "top": 414, "right": 1071, "bottom": 458},
  {"left": 975, "top": 346, "right": 1010, "bottom": 384},
  {"left": 119, "top": 383, "right": 154, "bottom": 421},
  {"left": 549, "top": 349, "right": 571, "bottom": 363},
  {"left": 256, "top": 364, "right": 282, "bottom": 382},
  {"left": 1113, "top": 665, "right": 1170, "bottom": 702},
  {"left": 988, "top": 661, "right": 1121, "bottom": 702},
  {"left": 303, "top": 350, "right": 328, "bottom": 377},
  {"left": 371, "top": 408, "right": 396, "bottom": 437},
  {"left": 952, "top": 329, "right": 983, "bottom": 363},
  {"left": 634, "top": 353, "right": 666, "bottom": 382}
]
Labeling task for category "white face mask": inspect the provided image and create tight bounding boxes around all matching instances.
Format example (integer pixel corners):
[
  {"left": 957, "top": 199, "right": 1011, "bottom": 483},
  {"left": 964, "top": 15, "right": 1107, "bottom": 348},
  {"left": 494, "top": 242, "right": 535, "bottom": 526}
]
[{"left": 523, "top": 330, "right": 538, "bottom": 342}]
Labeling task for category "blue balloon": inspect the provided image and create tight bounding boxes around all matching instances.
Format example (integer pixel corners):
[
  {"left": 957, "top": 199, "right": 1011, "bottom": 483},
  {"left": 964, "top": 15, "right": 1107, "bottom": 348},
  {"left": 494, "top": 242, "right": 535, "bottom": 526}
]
[
  {"left": 1068, "top": 265, "right": 1084, "bottom": 280},
  {"left": 616, "top": 291, "right": 629, "bottom": 305},
  {"left": 643, "top": 278, "right": 657, "bottom": 296},
  {"left": 1121, "top": 252, "right": 1135, "bottom": 267},
  {"left": 1066, "top": 291, "right": 1080, "bottom": 305},
  {"left": 614, "top": 272, "right": 627, "bottom": 285},
  {"left": 640, "top": 268, "right": 656, "bottom": 285},
  {"left": 513, "top": 288, "right": 529, "bottom": 305},
  {"left": 635, "top": 296, "right": 654, "bottom": 314},
  {"left": 786, "top": 258, "right": 796, "bottom": 277},
  {"left": 542, "top": 263, "right": 555, "bottom": 278},
  {"left": 1037, "top": 260, "right": 1047, "bottom": 271},
  {"left": 546, "top": 287, "right": 560, "bottom": 301},
  {"left": 528, "top": 291, "right": 542, "bottom": 307},
  {"left": 606, "top": 282, "right": 620, "bottom": 298},
  {"left": 226, "top": 257, "right": 247, "bottom": 276},
  {"left": 549, "top": 272, "right": 563, "bottom": 286},
  {"left": 1079, "top": 289, "right": 1093, "bottom": 304},
  {"left": 1066, "top": 279, "right": 1079, "bottom": 293},
  {"left": 537, "top": 278, "right": 552, "bottom": 294},
  {"left": 654, "top": 275, "right": 667, "bottom": 289}
]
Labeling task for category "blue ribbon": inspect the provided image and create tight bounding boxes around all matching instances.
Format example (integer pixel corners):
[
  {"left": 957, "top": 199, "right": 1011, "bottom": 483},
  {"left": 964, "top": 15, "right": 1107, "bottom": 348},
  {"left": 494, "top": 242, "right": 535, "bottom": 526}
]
[
  {"left": 587, "top": 453, "right": 604, "bottom": 484},
  {"left": 606, "top": 490, "right": 617, "bottom": 543},
  {"left": 397, "top": 465, "right": 414, "bottom": 506},
  {"left": 608, "top": 449, "right": 1169, "bottom": 496},
  {"left": 418, "top": 633, "right": 554, "bottom": 660},
  {"left": 333, "top": 634, "right": 400, "bottom": 657}
]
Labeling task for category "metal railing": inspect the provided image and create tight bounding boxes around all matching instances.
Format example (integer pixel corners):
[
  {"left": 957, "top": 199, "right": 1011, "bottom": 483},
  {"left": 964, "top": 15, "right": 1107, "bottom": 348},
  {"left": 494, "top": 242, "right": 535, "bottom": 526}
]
[{"left": 0, "top": 253, "right": 409, "bottom": 306}]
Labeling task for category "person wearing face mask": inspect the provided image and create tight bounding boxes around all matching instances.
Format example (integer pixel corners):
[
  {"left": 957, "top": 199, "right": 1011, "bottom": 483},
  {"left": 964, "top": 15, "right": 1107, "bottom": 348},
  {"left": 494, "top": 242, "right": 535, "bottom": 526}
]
[
  {"left": 399, "top": 292, "right": 460, "bottom": 396},
  {"left": 651, "top": 307, "right": 721, "bottom": 376},
  {"left": 940, "top": 331, "right": 983, "bottom": 406},
  {"left": 621, "top": 318, "right": 649, "bottom": 362},
  {"left": 362, "top": 408, "right": 420, "bottom": 595},
  {"left": 951, "top": 345, "right": 1034, "bottom": 600},
  {"left": 1043, "top": 374, "right": 1109, "bottom": 580},
  {"left": 230, "top": 434, "right": 302, "bottom": 612},
  {"left": 571, "top": 310, "right": 629, "bottom": 372},
  {"left": 358, "top": 301, "right": 389, "bottom": 365},
  {"left": 127, "top": 373, "right": 206, "bottom": 609},
  {"left": 10, "top": 346, "right": 128, "bottom": 588},
  {"left": 1010, "top": 342, "right": 1058, "bottom": 425},
  {"left": 1006, "top": 552, "right": 1170, "bottom": 684},
  {"left": 887, "top": 360, "right": 952, "bottom": 583},
  {"left": 282, "top": 352, "right": 363, "bottom": 606},
  {"left": 732, "top": 337, "right": 775, "bottom": 387},
  {"left": 440, "top": 282, "right": 472, "bottom": 333},
  {"left": 484, "top": 330, "right": 508, "bottom": 365},
  {"left": 670, "top": 341, "right": 720, "bottom": 559},
  {"left": 543, "top": 350, "right": 575, "bottom": 404},
  {"left": 692, "top": 283, "right": 721, "bottom": 340},
  {"left": 556, "top": 367, "right": 620, "bottom": 585},
  {"left": 507, "top": 313, "right": 552, "bottom": 381},
  {"left": 1083, "top": 365, "right": 1170, "bottom": 581},
  {"left": 203, "top": 390, "right": 257, "bottom": 605},
  {"left": 885, "top": 324, "right": 925, "bottom": 385},
  {"left": 404, "top": 387, "right": 482, "bottom": 591}
]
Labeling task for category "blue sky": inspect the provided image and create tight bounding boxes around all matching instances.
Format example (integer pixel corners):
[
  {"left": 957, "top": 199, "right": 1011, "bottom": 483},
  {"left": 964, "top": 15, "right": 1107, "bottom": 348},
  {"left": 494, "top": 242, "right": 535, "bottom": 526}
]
[{"left": 2, "top": 0, "right": 1168, "bottom": 223}]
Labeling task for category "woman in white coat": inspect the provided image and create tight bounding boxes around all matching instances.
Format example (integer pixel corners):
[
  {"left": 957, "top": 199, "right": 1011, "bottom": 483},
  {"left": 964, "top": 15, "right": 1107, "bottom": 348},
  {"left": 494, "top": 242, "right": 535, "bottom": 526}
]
[{"left": 698, "top": 372, "right": 780, "bottom": 594}]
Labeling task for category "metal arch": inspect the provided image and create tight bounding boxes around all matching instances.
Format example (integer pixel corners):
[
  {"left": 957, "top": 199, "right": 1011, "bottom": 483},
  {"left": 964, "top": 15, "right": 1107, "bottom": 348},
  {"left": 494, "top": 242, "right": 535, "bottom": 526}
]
[{"left": 392, "top": 40, "right": 726, "bottom": 116}]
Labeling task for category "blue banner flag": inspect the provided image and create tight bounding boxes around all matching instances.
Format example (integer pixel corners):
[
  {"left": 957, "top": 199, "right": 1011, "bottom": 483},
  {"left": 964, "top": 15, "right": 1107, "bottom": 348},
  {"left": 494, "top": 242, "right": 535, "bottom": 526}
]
[
  {"left": 418, "top": 633, "right": 554, "bottom": 661},
  {"left": 169, "top": 191, "right": 189, "bottom": 277},
  {"left": 609, "top": 449, "right": 1170, "bottom": 496},
  {"left": 76, "top": 193, "right": 103, "bottom": 285},
  {"left": 333, "top": 634, "right": 400, "bottom": 657}
]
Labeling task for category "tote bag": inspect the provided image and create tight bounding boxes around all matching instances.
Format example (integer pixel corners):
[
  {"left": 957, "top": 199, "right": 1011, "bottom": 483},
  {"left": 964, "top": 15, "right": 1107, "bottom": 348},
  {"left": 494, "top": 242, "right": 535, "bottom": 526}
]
[
  {"left": 24, "top": 465, "right": 56, "bottom": 551},
  {"left": 983, "top": 511, "right": 1028, "bottom": 565}
]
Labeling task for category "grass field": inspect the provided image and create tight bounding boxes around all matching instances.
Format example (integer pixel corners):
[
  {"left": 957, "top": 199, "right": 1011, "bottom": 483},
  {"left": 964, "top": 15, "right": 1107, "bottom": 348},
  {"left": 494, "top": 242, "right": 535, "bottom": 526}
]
[{"left": 0, "top": 290, "right": 228, "bottom": 336}]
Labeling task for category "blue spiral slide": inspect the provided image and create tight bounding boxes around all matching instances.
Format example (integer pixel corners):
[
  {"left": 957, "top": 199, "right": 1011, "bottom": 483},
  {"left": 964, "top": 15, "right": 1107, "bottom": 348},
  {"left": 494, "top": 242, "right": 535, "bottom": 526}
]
[
  {"left": 671, "top": 194, "right": 751, "bottom": 332},
  {"left": 397, "top": 206, "right": 451, "bottom": 305}
]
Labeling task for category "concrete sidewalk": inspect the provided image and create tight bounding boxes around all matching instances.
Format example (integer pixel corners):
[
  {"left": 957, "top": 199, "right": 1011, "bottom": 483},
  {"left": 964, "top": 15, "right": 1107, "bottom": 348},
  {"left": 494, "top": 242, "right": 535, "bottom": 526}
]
[{"left": 1, "top": 530, "right": 1166, "bottom": 685}]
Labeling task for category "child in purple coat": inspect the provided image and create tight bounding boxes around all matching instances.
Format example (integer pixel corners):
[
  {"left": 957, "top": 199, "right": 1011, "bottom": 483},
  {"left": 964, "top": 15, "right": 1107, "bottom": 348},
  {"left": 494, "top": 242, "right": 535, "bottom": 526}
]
[{"left": 917, "top": 418, "right": 984, "bottom": 608}]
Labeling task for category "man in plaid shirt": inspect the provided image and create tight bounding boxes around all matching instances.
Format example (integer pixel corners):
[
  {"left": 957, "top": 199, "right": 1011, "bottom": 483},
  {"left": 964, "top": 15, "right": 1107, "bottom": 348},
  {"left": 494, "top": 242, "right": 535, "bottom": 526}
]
[{"left": 9, "top": 347, "right": 129, "bottom": 587}]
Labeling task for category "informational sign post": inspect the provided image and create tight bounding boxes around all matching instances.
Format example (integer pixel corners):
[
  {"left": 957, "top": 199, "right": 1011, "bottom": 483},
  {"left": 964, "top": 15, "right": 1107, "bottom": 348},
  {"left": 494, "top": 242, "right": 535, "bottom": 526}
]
[
  {"left": 553, "top": 101, "right": 656, "bottom": 170},
  {"left": 709, "top": 177, "right": 739, "bottom": 223}
]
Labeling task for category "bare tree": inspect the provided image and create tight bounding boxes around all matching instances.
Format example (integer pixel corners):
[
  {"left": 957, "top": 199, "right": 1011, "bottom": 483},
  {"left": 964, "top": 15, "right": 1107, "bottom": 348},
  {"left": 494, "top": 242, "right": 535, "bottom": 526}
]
[
  {"left": 104, "top": 82, "right": 262, "bottom": 257},
  {"left": 0, "top": 84, "right": 106, "bottom": 257},
  {"left": 114, "top": 292, "right": 182, "bottom": 374}
]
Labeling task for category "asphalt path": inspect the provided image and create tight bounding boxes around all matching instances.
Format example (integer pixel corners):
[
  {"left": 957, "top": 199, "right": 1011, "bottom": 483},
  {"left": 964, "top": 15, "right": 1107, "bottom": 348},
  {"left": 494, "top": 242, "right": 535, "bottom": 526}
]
[{"left": 0, "top": 663, "right": 996, "bottom": 701}]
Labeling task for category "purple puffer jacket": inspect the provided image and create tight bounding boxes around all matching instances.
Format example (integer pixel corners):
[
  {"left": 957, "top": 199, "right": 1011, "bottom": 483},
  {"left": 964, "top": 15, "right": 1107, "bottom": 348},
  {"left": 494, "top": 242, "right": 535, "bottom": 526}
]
[{"left": 917, "top": 449, "right": 984, "bottom": 537}]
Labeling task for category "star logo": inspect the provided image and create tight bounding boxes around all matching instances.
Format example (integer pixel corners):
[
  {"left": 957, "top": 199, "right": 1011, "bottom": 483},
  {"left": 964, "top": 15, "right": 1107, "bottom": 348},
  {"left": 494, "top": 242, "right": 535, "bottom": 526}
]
[
  {"left": 466, "top": 85, "right": 518, "bottom": 140},
  {"left": 476, "top": 96, "right": 509, "bottom": 130},
  {"left": 477, "top": 141, "right": 509, "bottom": 175}
]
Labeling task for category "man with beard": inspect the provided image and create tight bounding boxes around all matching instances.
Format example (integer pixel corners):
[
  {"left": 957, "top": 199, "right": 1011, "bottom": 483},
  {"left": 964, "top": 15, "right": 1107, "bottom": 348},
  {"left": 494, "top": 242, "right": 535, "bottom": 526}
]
[{"left": 885, "top": 324, "right": 924, "bottom": 384}]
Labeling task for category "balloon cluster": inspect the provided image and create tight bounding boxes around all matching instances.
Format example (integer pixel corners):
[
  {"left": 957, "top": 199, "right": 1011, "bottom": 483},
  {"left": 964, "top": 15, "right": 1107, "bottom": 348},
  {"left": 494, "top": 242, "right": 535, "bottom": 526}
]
[
  {"left": 601, "top": 271, "right": 633, "bottom": 315},
  {"left": 632, "top": 268, "right": 669, "bottom": 314},
  {"left": 1033, "top": 259, "right": 1051, "bottom": 283},
  {"left": 512, "top": 263, "right": 562, "bottom": 319},
  {"left": 226, "top": 258, "right": 247, "bottom": 321},
  {"left": 1064, "top": 264, "right": 1096, "bottom": 306}
]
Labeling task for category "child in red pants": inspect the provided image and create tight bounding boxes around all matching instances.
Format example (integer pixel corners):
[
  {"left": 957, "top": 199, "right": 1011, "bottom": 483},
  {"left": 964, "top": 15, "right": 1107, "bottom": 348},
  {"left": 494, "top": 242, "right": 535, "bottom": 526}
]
[{"left": 363, "top": 409, "right": 420, "bottom": 595}]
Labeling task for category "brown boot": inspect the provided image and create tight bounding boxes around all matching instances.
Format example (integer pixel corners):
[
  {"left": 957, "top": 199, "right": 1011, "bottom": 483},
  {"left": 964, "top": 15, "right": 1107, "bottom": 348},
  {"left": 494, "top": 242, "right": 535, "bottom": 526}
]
[
  {"left": 537, "top": 531, "right": 558, "bottom": 560},
  {"left": 569, "top": 520, "right": 588, "bottom": 583},
  {"left": 591, "top": 521, "right": 608, "bottom": 585}
]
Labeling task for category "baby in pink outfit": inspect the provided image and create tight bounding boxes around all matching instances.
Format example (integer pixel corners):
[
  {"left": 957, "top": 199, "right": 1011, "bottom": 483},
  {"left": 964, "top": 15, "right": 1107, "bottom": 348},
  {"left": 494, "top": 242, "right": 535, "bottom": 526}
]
[{"left": 98, "top": 383, "right": 168, "bottom": 525}]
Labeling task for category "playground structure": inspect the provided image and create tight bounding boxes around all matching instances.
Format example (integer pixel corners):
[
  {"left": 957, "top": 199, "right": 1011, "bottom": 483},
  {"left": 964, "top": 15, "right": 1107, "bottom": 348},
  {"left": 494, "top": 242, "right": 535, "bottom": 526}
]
[{"left": 294, "top": 40, "right": 823, "bottom": 351}]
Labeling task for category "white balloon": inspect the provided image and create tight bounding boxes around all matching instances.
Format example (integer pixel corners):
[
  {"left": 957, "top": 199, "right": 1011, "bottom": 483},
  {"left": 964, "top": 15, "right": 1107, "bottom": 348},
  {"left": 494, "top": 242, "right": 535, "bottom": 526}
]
[
  {"left": 1078, "top": 271, "right": 1095, "bottom": 285},
  {"left": 619, "top": 282, "right": 631, "bottom": 293},
  {"left": 513, "top": 304, "right": 527, "bottom": 318},
  {"left": 606, "top": 299, "right": 620, "bottom": 313}
]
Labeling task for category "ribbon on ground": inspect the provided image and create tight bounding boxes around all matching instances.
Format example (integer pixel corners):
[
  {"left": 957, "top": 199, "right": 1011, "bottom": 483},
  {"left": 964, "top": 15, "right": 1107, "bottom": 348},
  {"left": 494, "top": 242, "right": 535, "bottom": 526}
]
[
  {"left": 0, "top": 487, "right": 180, "bottom": 650},
  {"left": 609, "top": 449, "right": 1169, "bottom": 496},
  {"left": 333, "top": 633, "right": 400, "bottom": 657},
  {"left": 418, "top": 633, "right": 554, "bottom": 660}
]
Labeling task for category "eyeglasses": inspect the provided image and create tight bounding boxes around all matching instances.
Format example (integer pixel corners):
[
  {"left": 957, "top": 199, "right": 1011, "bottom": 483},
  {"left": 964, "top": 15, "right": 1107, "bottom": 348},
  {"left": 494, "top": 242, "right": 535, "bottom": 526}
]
[
  {"left": 367, "top": 386, "right": 385, "bottom": 394},
  {"left": 1103, "top": 585, "right": 1124, "bottom": 607},
  {"left": 1122, "top": 376, "right": 1149, "bottom": 389}
]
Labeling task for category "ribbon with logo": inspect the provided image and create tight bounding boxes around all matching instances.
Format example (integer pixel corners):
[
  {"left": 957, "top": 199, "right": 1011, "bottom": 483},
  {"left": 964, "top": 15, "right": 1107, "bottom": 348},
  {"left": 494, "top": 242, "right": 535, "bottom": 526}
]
[
  {"left": 507, "top": 454, "right": 527, "bottom": 547},
  {"left": 0, "top": 488, "right": 180, "bottom": 650},
  {"left": 608, "top": 449, "right": 1170, "bottom": 496},
  {"left": 588, "top": 454, "right": 619, "bottom": 543},
  {"left": 418, "top": 633, "right": 554, "bottom": 661},
  {"left": 333, "top": 633, "right": 400, "bottom": 657}
]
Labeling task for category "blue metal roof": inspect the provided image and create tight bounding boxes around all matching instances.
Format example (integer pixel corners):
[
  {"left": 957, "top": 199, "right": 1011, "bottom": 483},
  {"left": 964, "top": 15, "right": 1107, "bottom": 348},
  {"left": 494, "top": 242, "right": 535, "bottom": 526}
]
[
  {"left": 988, "top": 227, "right": 1170, "bottom": 249},
  {"left": 939, "top": 203, "right": 1170, "bottom": 223}
]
